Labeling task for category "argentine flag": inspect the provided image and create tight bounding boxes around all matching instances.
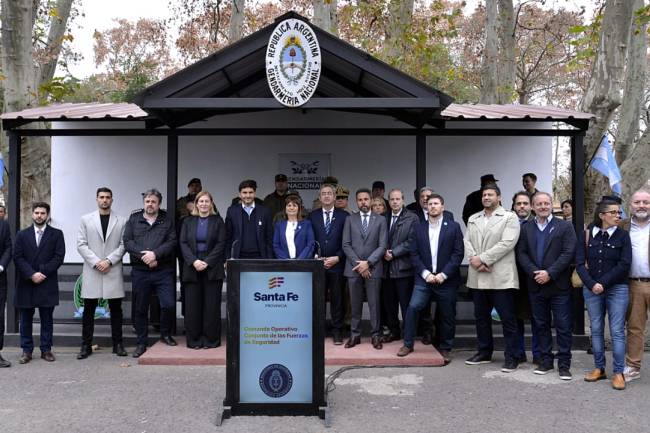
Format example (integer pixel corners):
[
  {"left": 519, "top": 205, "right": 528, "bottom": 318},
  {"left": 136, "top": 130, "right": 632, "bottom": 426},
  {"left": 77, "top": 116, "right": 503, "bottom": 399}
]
[{"left": 590, "top": 135, "right": 622, "bottom": 195}]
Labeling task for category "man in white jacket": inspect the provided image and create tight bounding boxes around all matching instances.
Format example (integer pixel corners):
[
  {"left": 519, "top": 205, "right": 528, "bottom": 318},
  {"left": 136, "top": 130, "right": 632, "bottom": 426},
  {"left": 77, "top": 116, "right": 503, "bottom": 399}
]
[
  {"left": 76, "top": 187, "right": 127, "bottom": 359},
  {"left": 463, "top": 184, "right": 521, "bottom": 372}
]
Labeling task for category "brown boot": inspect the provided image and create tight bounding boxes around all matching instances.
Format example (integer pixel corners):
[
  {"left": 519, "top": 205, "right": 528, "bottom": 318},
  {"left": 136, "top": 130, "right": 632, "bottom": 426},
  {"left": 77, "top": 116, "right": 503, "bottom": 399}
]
[
  {"left": 612, "top": 373, "right": 626, "bottom": 390},
  {"left": 397, "top": 346, "right": 413, "bottom": 357},
  {"left": 584, "top": 368, "right": 606, "bottom": 382}
]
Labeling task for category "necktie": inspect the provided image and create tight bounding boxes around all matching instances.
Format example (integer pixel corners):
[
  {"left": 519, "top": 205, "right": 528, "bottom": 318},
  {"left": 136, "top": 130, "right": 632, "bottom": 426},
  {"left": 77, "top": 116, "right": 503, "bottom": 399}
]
[
  {"left": 361, "top": 214, "right": 368, "bottom": 236},
  {"left": 325, "top": 211, "right": 332, "bottom": 235},
  {"left": 36, "top": 229, "right": 43, "bottom": 247},
  {"left": 391, "top": 215, "right": 398, "bottom": 230}
]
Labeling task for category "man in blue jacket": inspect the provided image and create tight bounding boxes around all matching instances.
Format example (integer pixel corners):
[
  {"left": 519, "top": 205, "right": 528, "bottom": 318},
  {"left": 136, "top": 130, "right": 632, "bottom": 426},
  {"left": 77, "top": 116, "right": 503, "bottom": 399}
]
[
  {"left": 14, "top": 202, "right": 65, "bottom": 364},
  {"left": 309, "top": 184, "right": 349, "bottom": 344},
  {"left": 225, "top": 179, "right": 273, "bottom": 259},
  {"left": 398, "top": 194, "right": 464, "bottom": 364}
]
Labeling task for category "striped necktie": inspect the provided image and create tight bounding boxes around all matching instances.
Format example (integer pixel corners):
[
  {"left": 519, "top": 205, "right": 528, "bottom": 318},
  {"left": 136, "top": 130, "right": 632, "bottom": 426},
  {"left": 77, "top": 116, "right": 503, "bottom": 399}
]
[
  {"left": 325, "top": 211, "right": 332, "bottom": 235},
  {"left": 361, "top": 214, "right": 369, "bottom": 236}
]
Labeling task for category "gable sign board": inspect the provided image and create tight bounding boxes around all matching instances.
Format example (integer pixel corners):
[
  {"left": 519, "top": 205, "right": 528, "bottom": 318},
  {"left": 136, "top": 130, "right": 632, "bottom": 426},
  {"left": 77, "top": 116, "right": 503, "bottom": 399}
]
[{"left": 266, "top": 19, "right": 321, "bottom": 107}]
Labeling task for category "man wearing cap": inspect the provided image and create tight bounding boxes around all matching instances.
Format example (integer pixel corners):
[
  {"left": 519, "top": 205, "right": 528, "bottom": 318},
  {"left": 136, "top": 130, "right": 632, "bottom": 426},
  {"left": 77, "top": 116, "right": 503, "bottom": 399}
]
[
  {"left": 263, "top": 174, "right": 289, "bottom": 218},
  {"left": 463, "top": 174, "right": 498, "bottom": 226},
  {"left": 372, "top": 181, "right": 389, "bottom": 211},
  {"left": 335, "top": 185, "right": 353, "bottom": 215},
  {"left": 176, "top": 178, "right": 202, "bottom": 221}
]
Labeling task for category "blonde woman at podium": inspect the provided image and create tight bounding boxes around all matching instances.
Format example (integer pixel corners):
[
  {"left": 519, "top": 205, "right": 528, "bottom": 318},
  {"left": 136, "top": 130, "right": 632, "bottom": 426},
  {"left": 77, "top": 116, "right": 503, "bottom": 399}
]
[
  {"left": 179, "top": 191, "right": 226, "bottom": 349},
  {"left": 272, "top": 195, "right": 315, "bottom": 259}
]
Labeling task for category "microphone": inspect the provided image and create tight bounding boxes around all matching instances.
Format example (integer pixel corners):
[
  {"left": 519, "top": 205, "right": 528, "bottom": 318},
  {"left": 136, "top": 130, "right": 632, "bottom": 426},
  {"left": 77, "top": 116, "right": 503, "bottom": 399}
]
[
  {"left": 230, "top": 240, "right": 239, "bottom": 260},
  {"left": 314, "top": 241, "right": 321, "bottom": 259}
]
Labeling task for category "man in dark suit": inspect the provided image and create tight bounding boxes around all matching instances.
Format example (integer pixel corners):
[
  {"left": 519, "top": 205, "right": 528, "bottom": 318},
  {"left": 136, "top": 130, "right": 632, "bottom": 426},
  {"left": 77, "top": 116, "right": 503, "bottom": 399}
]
[
  {"left": 382, "top": 188, "right": 419, "bottom": 342},
  {"left": 398, "top": 194, "right": 463, "bottom": 364},
  {"left": 516, "top": 191, "right": 576, "bottom": 379},
  {"left": 342, "top": 188, "right": 387, "bottom": 349},
  {"left": 462, "top": 174, "right": 498, "bottom": 226},
  {"left": 309, "top": 184, "right": 349, "bottom": 344},
  {"left": 225, "top": 179, "right": 273, "bottom": 259},
  {"left": 14, "top": 202, "right": 65, "bottom": 364},
  {"left": 0, "top": 217, "right": 12, "bottom": 367}
]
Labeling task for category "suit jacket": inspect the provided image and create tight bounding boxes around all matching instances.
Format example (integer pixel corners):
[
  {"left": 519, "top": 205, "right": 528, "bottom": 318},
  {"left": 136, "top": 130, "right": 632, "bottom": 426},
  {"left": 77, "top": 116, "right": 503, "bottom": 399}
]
[
  {"left": 224, "top": 204, "right": 273, "bottom": 259},
  {"left": 308, "top": 207, "right": 348, "bottom": 273},
  {"left": 516, "top": 217, "right": 577, "bottom": 294},
  {"left": 464, "top": 206, "right": 520, "bottom": 289},
  {"left": 14, "top": 224, "right": 65, "bottom": 308},
  {"left": 273, "top": 219, "right": 316, "bottom": 259},
  {"left": 179, "top": 215, "right": 226, "bottom": 282},
  {"left": 0, "top": 220, "right": 12, "bottom": 287},
  {"left": 384, "top": 209, "right": 419, "bottom": 278},
  {"left": 342, "top": 212, "right": 387, "bottom": 278},
  {"left": 411, "top": 215, "right": 464, "bottom": 288},
  {"left": 462, "top": 189, "right": 483, "bottom": 225},
  {"left": 77, "top": 211, "right": 126, "bottom": 299}
]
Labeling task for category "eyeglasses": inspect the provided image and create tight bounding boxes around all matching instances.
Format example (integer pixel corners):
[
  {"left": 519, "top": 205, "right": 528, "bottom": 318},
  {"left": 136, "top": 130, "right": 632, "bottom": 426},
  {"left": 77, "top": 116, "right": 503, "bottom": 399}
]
[{"left": 601, "top": 210, "right": 623, "bottom": 216}]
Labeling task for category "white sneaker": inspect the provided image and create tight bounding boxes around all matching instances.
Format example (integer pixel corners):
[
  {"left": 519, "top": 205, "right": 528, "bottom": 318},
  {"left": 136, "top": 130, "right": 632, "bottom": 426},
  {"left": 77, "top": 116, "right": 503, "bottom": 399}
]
[{"left": 623, "top": 365, "right": 641, "bottom": 382}]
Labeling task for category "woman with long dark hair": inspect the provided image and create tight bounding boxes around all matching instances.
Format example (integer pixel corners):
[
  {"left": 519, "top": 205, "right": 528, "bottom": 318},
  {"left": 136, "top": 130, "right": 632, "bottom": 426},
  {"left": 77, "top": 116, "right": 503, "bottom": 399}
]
[
  {"left": 576, "top": 198, "right": 631, "bottom": 389},
  {"left": 179, "top": 191, "right": 226, "bottom": 349},
  {"left": 272, "top": 195, "right": 315, "bottom": 259}
]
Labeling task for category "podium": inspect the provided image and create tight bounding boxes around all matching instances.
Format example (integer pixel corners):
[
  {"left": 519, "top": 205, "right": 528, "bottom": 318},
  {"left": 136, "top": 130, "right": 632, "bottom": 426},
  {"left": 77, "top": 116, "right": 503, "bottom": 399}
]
[{"left": 220, "top": 259, "right": 327, "bottom": 422}]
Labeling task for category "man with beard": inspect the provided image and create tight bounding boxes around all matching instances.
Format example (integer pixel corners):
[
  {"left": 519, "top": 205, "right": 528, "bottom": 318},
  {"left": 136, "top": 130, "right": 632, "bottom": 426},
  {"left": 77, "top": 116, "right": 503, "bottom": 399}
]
[
  {"left": 623, "top": 189, "right": 650, "bottom": 382},
  {"left": 14, "top": 202, "right": 65, "bottom": 364},
  {"left": 342, "top": 188, "right": 387, "bottom": 350},
  {"left": 124, "top": 189, "right": 177, "bottom": 358}
]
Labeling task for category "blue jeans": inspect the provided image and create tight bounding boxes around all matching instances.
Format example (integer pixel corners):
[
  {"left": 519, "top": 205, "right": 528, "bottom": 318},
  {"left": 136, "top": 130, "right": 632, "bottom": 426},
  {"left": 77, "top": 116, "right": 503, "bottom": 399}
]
[
  {"left": 516, "top": 317, "right": 541, "bottom": 360},
  {"left": 529, "top": 291, "right": 573, "bottom": 369},
  {"left": 404, "top": 284, "right": 456, "bottom": 351},
  {"left": 132, "top": 268, "right": 176, "bottom": 345},
  {"left": 19, "top": 307, "right": 54, "bottom": 353},
  {"left": 583, "top": 284, "right": 629, "bottom": 373}
]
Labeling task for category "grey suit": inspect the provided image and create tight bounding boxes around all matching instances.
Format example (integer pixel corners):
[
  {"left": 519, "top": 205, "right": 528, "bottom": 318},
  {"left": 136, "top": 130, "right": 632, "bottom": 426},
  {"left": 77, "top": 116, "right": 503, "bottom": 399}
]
[{"left": 342, "top": 212, "right": 388, "bottom": 338}]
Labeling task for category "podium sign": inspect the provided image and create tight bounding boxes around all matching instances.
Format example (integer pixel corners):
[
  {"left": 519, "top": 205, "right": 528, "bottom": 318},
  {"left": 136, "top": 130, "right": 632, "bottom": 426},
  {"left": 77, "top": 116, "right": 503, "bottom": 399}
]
[{"left": 223, "top": 260, "right": 326, "bottom": 418}]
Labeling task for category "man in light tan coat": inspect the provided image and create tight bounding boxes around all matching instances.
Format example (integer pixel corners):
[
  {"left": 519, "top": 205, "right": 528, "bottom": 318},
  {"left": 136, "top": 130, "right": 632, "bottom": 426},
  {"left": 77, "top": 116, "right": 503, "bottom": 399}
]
[
  {"left": 463, "top": 184, "right": 521, "bottom": 372},
  {"left": 76, "top": 187, "right": 127, "bottom": 359}
]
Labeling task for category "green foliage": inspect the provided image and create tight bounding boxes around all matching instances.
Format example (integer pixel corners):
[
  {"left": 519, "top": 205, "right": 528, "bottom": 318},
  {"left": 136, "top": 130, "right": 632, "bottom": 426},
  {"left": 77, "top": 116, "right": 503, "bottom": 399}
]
[{"left": 38, "top": 76, "right": 80, "bottom": 103}]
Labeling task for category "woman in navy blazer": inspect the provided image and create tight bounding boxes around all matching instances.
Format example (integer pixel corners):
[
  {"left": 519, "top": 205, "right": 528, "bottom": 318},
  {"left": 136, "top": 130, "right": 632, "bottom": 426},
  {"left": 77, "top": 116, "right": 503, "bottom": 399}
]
[
  {"left": 576, "top": 198, "right": 631, "bottom": 389},
  {"left": 273, "top": 195, "right": 315, "bottom": 259}
]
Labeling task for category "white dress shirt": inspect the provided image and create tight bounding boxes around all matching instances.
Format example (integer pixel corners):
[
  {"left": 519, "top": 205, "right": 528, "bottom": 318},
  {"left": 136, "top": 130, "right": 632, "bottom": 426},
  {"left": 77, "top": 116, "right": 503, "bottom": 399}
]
[
  {"left": 630, "top": 219, "right": 650, "bottom": 278},
  {"left": 421, "top": 216, "right": 447, "bottom": 281},
  {"left": 322, "top": 207, "right": 334, "bottom": 226},
  {"left": 286, "top": 221, "right": 297, "bottom": 259}
]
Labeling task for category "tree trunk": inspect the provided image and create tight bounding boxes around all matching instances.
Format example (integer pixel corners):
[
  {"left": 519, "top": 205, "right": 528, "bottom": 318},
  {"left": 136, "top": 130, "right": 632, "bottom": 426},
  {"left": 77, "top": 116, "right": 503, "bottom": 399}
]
[
  {"left": 383, "top": 0, "right": 414, "bottom": 61},
  {"left": 228, "top": 0, "right": 245, "bottom": 43},
  {"left": 312, "top": 0, "right": 338, "bottom": 36},
  {"left": 38, "top": 0, "right": 74, "bottom": 85},
  {"left": 497, "top": 0, "right": 515, "bottom": 104},
  {"left": 579, "top": 0, "right": 635, "bottom": 219},
  {"left": 615, "top": 0, "right": 646, "bottom": 165},
  {"left": 480, "top": 0, "right": 499, "bottom": 104},
  {"left": 621, "top": 126, "right": 650, "bottom": 197}
]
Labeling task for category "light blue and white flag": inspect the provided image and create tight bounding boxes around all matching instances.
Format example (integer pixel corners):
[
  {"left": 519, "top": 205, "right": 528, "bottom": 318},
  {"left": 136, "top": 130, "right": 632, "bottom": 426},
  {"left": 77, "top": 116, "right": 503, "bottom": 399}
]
[
  {"left": 0, "top": 152, "right": 4, "bottom": 188},
  {"left": 590, "top": 135, "right": 622, "bottom": 195}
]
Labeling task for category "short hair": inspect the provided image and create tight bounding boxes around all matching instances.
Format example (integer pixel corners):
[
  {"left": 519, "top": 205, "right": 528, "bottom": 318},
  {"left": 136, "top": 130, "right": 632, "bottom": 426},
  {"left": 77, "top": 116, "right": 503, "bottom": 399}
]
[
  {"left": 142, "top": 188, "right": 162, "bottom": 204},
  {"left": 427, "top": 193, "right": 445, "bottom": 205},
  {"left": 592, "top": 199, "right": 620, "bottom": 228},
  {"left": 481, "top": 183, "right": 501, "bottom": 196},
  {"left": 355, "top": 188, "right": 371, "bottom": 198},
  {"left": 511, "top": 191, "right": 530, "bottom": 210},
  {"left": 283, "top": 195, "right": 304, "bottom": 221},
  {"left": 531, "top": 191, "right": 553, "bottom": 205},
  {"left": 191, "top": 191, "right": 217, "bottom": 216},
  {"left": 388, "top": 188, "right": 403, "bottom": 199},
  {"left": 32, "top": 201, "right": 50, "bottom": 214},
  {"left": 560, "top": 199, "right": 573, "bottom": 208},
  {"left": 523, "top": 172, "right": 537, "bottom": 181},
  {"left": 320, "top": 183, "right": 336, "bottom": 194},
  {"left": 96, "top": 187, "right": 113, "bottom": 197},
  {"left": 419, "top": 186, "right": 435, "bottom": 196},
  {"left": 239, "top": 179, "right": 257, "bottom": 191},
  {"left": 371, "top": 197, "right": 386, "bottom": 212}
]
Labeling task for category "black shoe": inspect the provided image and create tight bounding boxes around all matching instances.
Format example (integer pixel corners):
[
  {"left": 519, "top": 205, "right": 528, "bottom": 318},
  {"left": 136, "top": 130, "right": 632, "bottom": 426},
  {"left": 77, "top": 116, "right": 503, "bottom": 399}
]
[
  {"left": 132, "top": 345, "right": 147, "bottom": 358},
  {"left": 533, "top": 365, "right": 554, "bottom": 375},
  {"left": 516, "top": 354, "right": 528, "bottom": 364},
  {"left": 371, "top": 335, "right": 383, "bottom": 350},
  {"left": 421, "top": 333, "right": 433, "bottom": 346},
  {"left": 160, "top": 336, "right": 177, "bottom": 346},
  {"left": 439, "top": 350, "right": 452, "bottom": 365},
  {"left": 381, "top": 333, "right": 401, "bottom": 343},
  {"left": 532, "top": 357, "right": 542, "bottom": 366},
  {"left": 465, "top": 353, "right": 492, "bottom": 365},
  {"left": 333, "top": 331, "right": 343, "bottom": 346},
  {"left": 112, "top": 343, "right": 128, "bottom": 357},
  {"left": 0, "top": 354, "right": 11, "bottom": 368},
  {"left": 501, "top": 360, "right": 519, "bottom": 373},
  {"left": 344, "top": 336, "right": 360, "bottom": 349},
  {"left": 77, "top": 345, "right": 92, "bottom": 360},
  {"left": 558, "top": 368, "right": 572, "bottom": 381}
]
